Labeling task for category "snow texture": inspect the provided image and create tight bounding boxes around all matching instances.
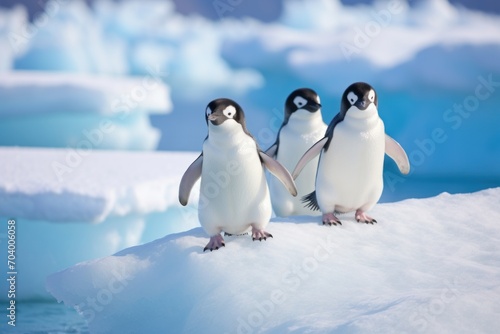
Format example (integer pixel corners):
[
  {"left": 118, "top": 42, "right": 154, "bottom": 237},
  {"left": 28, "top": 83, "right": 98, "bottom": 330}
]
[{"left": 47, "top": 188, "right": 500, "bottom": 334}]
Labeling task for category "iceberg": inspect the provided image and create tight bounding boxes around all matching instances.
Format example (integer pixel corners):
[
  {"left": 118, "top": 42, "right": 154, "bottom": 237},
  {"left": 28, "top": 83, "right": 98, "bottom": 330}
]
[
  {"left": 1, "top": 0, "right": 500, "bottom": 181},
  {"left": 0, "top": 147, "right": 200, "bottom": 300},
  {"left": 4, "top": 1, "right": 263, "bottom": 99},
  {"left": 46, "top": 188, "right": 500, "bottom": 333},
  {"left": 0, "top": 71, "right": 171, "bottom": 150},
  {"left": 218, "top": 0, "right": 500, "bottom": 182}
]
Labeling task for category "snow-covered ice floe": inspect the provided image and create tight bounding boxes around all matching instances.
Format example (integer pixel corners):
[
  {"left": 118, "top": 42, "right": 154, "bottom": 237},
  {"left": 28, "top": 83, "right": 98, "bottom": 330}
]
[
  {"left": 0, "top": 71, "right": 171, "bottom": 149},
  {"left": 47, "top": 188, "right": 500, "bottom": 334},
  {"left": 0, "top": 147, "right": 200, "bottom": 300}
]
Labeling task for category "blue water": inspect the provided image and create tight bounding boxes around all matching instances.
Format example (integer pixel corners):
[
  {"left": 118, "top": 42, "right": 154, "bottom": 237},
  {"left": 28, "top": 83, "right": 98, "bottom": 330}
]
[
  {"left": 0, "top": 301, "right": 88, "bottom": 334},
  {"left": 379, "top": 177, "right": 500, "bottom": 203}
]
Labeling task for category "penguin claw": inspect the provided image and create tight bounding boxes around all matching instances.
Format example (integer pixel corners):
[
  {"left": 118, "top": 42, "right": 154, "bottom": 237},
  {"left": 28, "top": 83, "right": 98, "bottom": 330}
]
[
  {"left": 322, "top": 213, "right": 341, "bottom": 226},
  {"left": 203, "top": 235, "right": 225, "bottom": 252},
  {"left": 251, "top": 228, "right": 273, "bottom": 242},
  {"left": 323, "top": 221, "right": 341, "bottom": 226},
  {"left": 355, "top": 210, "right": 377, "bottom": 225}
]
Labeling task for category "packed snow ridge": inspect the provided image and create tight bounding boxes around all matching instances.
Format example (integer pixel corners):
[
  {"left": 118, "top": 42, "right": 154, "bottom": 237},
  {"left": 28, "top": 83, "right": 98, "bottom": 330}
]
[
  {"left": 47, "top": 188, "right": 500, "bottom": 334},
  {"left": 0, "top": 147, "right": 198, "bottom": 223}
]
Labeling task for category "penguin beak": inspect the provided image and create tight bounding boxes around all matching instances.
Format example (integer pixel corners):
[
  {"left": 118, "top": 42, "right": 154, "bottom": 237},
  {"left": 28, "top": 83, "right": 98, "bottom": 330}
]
[
  {"left": 207, "top": 110, "right": 224, "bottom": 125},
  {"left": 354, "top": 99, "right": 368, "bottom": 110},
  {"left": 305, "top": 101, "right": 322, "bottom": 112}
]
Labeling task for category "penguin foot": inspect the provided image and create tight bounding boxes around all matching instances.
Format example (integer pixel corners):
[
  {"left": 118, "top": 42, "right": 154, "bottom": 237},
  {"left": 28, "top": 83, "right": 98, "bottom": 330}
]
[
  {"left": 251, "top": 228, "right": 273, "bottom": 241},
  {"left": 355, "top": 210, "right": 377, "bottom": 224},
  {"left": 322, "top": 212, "right": 342, "bottom": 226},
  {"left": 203, "top": 234, "right": 225, "bottom": 252}
]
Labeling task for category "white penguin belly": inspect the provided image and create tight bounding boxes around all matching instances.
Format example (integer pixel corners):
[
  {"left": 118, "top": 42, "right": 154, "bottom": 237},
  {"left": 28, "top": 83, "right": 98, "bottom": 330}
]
[
  {"left": 316, "top": 120, "right": 385, "bottom": 213},
  {"left": 270, "top": 124, "right": 326, "bottom": 216},
  {"left": 199, "top": 136, "right": 271, "bottom": 235}
]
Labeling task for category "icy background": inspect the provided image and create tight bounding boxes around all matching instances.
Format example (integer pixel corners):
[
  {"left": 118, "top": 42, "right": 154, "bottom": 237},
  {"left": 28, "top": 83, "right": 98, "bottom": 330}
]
[
  {"left": 0, "top": 0, "right": 499, "bottom": 332},
  {"left": 0, "top": 0, "right": 499, "bottom": 180}
]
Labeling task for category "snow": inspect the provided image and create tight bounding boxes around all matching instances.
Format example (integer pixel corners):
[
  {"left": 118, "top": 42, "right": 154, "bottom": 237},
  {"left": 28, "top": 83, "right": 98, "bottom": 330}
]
[
  {"left": 46, "top": 187, "right": 500, "bottom": 333},
  {"left": 0, "top": 147, "right": 200, "bottom": 300}
]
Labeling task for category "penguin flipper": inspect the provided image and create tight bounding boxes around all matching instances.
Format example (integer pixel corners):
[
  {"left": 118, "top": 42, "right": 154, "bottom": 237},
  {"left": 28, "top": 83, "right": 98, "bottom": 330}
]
[
  {"left": 292, "top": 137, "right": 328, "bottom": 179},
  {"left": 259, "top": 151, "right": 297, "bottom": 197},
  {"left": 264, "top": 143, "right": 278, "bottom": 158},
  {"left": 179, "top": 154, "right": 203, "bottom": 206},
  {"left": 385, "top": 135, "right": 410, "bottom": 175}
]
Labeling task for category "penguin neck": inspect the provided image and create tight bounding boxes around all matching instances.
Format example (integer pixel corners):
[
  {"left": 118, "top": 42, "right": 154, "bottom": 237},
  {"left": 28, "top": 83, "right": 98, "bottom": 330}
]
[
  {"left": 343, "top": 105, "right": 382, "bottom": 131},
  {"left": 208, "top": 120, "right": 249, "bottom": 146},
  {"left": 286, "top": 110, "right": 325, "bottom": 133}
]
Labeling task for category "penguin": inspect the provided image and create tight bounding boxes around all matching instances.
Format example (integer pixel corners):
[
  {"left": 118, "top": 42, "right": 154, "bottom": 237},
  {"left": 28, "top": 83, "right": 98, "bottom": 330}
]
[
  {"left": 265, "top": 88, "right": 327, "bottom": 216},
  {"left": 179, "top": 98, "right": 298, "bottom": 251},
  {"left": 292, "top": 82, "right": 410, "bottom": 225}
]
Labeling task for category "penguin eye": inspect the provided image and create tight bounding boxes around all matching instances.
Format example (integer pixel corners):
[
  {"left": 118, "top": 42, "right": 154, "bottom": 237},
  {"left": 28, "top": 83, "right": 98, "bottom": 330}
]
[
  {"left": 368, "top": 90, "right": 375, "bottom": 103},
  {"left": 223, "top": 105, "right": 236, "bottom": 119},
  {"left": 206, "top": 107, "right": 212, "bottom": 117},
  {"left": 293, "top": 96, "right": 307, "bottom": 109},
  {"left": 347, "top": 92, "right": 358, "bottom": 105}
]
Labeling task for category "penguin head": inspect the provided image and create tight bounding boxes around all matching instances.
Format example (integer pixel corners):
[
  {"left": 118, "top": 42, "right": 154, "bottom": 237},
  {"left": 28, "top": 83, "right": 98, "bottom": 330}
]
[
  {"left": 284, "top": 88, "right": 322, "bottom": 124},
  {"left": 205, "top": 98, "right": 253, "bottom": 138},
  {"left": 341, "top": 82, "right": 378, "bottom": 118},
  {"left": 205, "top": 98, "right": 245, "bottom": 126}
]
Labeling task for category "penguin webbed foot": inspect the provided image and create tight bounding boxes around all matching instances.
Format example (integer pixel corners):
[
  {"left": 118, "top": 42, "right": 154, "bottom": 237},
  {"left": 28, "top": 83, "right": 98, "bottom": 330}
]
[
  {"left": 355, "top": 210, "right": 377, "bottom": 224},
  {"left": 203, "top": 234, "right": 226, "bottom": 252},
  {"left": 322, "top": 212, "right": 342, "bottom": 226},
  {"left": 251, "top": 227, "right": 273, "bottom": 242}
]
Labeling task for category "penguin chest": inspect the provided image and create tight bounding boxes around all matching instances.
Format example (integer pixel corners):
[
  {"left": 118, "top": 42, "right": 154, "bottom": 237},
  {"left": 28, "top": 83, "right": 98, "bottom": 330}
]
[
  {"left": 271, "top": 124, "right": 326, "bottom": 216},
  {"left": 199, "top": 136, "right": 271, "bottom": 231},
  {"left": 317, "top": 120, "right": 385, "bottom": 211},
  {"left": 278, "top": 125, "right": 326, "bottom": 174}
]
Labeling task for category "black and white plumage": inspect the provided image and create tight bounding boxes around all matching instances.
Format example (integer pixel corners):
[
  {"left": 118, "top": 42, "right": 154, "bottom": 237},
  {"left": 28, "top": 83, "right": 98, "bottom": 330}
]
[
  {"left": 265, "top": 88, "right": 327, "bottom": 216},
  {"left": 179, "top": 98, "right": 297, "bottom": 251},
  {"left": 293, "top": 82, "right": 410, "bottom": 225}
]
